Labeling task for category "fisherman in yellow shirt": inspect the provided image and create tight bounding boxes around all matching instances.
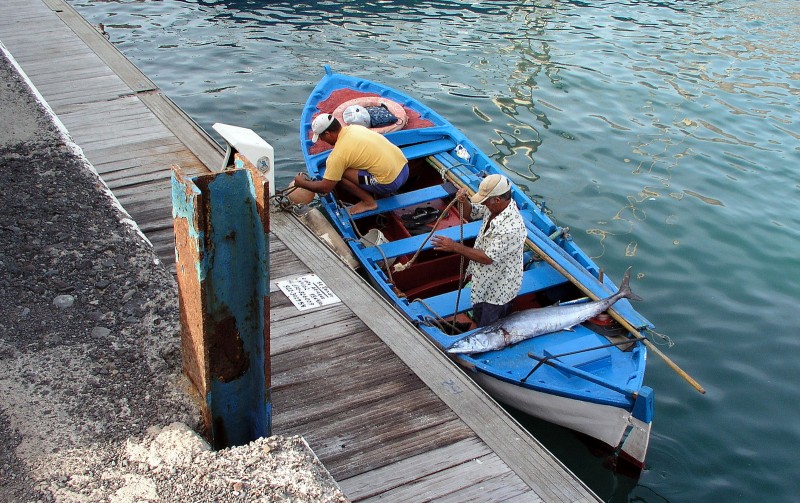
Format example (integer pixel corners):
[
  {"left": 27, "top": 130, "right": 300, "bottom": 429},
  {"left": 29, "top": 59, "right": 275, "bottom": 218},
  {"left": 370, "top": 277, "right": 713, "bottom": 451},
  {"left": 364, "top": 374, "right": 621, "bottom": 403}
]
[{"left": 294, "top": 114, "right": 409, "bottom": 215}]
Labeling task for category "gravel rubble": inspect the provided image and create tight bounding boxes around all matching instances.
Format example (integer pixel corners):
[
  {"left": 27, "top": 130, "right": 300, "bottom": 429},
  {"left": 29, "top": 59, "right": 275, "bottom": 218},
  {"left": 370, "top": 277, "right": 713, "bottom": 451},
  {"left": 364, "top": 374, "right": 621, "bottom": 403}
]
[{"left": 0, "top": 47, "right": 347, "bottom": 502}]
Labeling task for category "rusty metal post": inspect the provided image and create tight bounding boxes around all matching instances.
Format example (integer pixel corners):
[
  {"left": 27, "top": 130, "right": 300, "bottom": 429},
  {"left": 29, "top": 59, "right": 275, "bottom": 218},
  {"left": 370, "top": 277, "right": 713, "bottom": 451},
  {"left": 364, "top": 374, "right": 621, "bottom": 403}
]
[{"left": 171, "top": 163, "right": 270, "bottom": 449}]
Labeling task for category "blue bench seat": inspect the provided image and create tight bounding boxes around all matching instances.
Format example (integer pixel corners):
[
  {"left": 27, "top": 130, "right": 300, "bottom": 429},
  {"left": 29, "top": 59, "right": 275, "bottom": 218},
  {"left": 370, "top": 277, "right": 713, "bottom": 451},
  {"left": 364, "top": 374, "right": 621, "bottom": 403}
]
[
  {"left": 430, "top": 152, "right": 483, "bottom": 186},
  {"left": 351, "top": 184, "right": 451, "bottom": 220},
  {"left": 415, "top": 261, "right": 569, "bottom": 318},
  {"left": 361, "top": 220, "right": 483, "bottom": 262},
  {"left": 400, "top": 138, "right": 457, "bottom": 160},
  {"left": 544, "top": 333, "right": 612, "bottom": 372}
]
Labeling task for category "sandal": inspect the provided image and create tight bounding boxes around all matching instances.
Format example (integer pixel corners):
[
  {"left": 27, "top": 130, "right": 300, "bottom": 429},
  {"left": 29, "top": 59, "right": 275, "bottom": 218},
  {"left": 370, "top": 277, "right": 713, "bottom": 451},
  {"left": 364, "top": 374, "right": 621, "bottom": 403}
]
[{"left": 401, "top": 206, "right": 441, "bottom": 227}]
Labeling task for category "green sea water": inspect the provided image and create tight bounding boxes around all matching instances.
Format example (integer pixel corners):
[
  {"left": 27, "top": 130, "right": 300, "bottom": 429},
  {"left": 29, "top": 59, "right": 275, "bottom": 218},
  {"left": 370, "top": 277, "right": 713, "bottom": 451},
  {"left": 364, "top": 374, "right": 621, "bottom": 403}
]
[{"left": 68, "top": 1, "right": 800, "bottom": 501}]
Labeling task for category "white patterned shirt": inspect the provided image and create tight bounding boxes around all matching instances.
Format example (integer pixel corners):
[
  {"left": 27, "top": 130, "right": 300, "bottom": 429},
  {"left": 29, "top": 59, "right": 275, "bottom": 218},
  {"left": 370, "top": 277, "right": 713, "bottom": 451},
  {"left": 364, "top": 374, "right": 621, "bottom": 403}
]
[{"left": 467, "top": 199, "right": 526, "bottom": 306}]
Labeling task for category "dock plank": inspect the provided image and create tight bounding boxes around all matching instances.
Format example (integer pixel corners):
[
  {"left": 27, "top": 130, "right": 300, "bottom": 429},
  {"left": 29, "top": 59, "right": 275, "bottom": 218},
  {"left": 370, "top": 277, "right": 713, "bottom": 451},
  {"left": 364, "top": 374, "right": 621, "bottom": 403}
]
[
  {"left": 63, "top": 112, "right": 156, "bottom": 135},
  {"left": 100, "top": 152, "right": 201, "bottom": 180},
  {"left": 359, "top": 454, "right": 536, "bottom": 503},
  {"left": 83, "top": 136, "right": 186, "bottom": 165},
  {"left": 61, "top": 115, "right": 169, "bottom": 141},
  {"left": 338, "top": 437, "right": 492, "bottom": 499},
  {"left": 34, "top": 74, "right": 131, "bottom": 99},
  {"left": 322, "top": 419, "right": 475, "bottom": 481},
  {"left": 59, "top": 96, "right": 151, "bottom": 120}
]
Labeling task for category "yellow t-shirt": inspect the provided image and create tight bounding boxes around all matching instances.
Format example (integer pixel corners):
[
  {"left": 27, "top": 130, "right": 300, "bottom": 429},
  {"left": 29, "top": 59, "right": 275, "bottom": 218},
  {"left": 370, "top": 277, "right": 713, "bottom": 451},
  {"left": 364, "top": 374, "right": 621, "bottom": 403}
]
[{"left": 323, "top": 125, "right": 407, "bottom": 184}]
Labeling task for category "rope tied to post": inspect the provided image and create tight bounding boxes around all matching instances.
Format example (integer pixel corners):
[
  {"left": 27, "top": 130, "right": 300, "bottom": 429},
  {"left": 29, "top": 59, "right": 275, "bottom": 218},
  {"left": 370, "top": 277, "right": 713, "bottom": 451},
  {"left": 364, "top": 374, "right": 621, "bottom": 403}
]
[{"left": 271, "top": 172, "right": 316, "bottom": 212}]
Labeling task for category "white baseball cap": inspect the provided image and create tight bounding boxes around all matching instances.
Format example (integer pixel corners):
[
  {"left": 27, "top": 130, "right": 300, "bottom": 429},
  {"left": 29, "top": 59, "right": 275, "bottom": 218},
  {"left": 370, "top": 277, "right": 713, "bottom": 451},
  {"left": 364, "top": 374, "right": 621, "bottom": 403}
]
[
  {"left": 471, "top": 174, "right": 511, "bottom": 204},
  {"left": 311, "top": 113, "right": 335, "bottom": 143}
]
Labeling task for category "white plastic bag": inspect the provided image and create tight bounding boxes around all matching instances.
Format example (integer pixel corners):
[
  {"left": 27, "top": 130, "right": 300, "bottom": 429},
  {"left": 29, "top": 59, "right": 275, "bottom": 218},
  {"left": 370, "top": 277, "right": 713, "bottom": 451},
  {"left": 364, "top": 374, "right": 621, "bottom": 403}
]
[
  {"left": 359, "top": 228, "right": 395, "bottom": 267},
  {"left": 343, "top": 105, "right": 371, "bottom": 127}
]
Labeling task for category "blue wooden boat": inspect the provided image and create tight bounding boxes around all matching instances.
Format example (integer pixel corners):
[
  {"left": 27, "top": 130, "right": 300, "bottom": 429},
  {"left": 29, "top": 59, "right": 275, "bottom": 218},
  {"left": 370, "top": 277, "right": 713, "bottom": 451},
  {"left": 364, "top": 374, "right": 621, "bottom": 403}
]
[{"left": 299, "top": 65, "right": 655, "bottom": 468}]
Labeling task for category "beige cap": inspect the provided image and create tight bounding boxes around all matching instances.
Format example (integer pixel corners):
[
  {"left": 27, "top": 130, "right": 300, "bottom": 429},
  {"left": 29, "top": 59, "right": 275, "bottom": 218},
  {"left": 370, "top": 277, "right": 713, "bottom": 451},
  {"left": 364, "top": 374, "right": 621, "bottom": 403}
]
[
  {"left": 310, "top": 113, "right": 335, "bottom": 143},
  {"left": 471, "top": 174, "right": 511, "bottom": 204}
]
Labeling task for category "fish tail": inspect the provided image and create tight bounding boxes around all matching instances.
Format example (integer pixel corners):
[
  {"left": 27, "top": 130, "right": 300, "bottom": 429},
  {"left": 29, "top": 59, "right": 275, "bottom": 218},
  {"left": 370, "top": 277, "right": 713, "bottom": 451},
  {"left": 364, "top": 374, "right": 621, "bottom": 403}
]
[{"left": 618, "top": 266, "right": 643, "bottom": 302}]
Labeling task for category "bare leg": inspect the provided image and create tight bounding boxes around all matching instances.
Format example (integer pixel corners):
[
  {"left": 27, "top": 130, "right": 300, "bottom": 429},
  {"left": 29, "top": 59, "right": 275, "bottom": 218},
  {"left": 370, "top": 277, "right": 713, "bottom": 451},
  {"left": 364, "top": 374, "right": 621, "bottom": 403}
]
[
  {"left": 340, "top": 170, "right": 378, "bottom": 214},
  {"left": 339, "top": 179, "right": 378, "bottom": 214}
]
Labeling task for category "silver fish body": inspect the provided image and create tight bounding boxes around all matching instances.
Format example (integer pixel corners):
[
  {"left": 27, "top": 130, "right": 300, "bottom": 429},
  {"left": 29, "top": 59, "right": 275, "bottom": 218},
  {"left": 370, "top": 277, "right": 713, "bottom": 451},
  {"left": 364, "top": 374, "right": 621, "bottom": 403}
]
[{"left": 447, "top": 267, "right": 642, "bottom": 354}]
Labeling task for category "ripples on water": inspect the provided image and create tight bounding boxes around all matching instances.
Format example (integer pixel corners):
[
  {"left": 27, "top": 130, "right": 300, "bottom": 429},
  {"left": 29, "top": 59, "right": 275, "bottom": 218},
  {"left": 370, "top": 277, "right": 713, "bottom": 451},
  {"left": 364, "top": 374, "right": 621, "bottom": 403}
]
[{"left": 69, "top": 1, "right": 799, "bottom": 501}]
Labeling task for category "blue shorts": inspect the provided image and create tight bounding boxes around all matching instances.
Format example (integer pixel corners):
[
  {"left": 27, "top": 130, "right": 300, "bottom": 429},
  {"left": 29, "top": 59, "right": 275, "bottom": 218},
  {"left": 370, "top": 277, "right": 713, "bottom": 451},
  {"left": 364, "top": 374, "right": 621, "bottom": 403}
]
[
  {"left": 357, "top": 164, "right": 409, "bottom": 196},
  {"left": 472, "top": 301, "right": 513, "bottom": 327}
]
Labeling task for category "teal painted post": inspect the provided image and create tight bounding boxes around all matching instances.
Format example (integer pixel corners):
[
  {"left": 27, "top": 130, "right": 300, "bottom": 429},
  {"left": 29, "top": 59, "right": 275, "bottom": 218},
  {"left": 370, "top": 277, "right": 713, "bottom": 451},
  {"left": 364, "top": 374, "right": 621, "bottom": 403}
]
[{"left": 171, "top": 165, "right": 271, "bottom": 449}]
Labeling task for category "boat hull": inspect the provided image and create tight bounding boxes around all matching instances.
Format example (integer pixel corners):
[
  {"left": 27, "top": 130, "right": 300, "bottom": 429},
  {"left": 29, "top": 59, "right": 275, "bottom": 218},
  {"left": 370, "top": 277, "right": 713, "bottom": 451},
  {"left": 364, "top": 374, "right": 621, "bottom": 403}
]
[{"left": 472, "top": 370, "right": 652, "bottom": 467}]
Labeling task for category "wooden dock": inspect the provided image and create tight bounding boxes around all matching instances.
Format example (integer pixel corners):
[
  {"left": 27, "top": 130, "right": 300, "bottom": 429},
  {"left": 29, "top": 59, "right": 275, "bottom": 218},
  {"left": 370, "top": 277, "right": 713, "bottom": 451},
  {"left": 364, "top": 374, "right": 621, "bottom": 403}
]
[{"left": 1, "top": 1, "right": 601, "bottom": 501}]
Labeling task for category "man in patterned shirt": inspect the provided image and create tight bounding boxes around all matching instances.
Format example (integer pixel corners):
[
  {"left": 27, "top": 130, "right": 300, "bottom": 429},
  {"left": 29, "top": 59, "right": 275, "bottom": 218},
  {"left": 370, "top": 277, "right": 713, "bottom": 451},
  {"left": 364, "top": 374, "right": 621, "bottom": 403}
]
[{"left": 431, "top": 174, "right": 527, "bottom": 327}]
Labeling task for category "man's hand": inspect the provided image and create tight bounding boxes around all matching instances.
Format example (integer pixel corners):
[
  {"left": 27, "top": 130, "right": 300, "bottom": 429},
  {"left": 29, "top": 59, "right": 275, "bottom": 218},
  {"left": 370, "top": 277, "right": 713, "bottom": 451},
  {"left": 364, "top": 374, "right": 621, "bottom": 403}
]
[
  {"left": 292, "top": 174, "right": 336, "bottom": 195},
  {"left": 431, "top": 235, "right": 459, "bottom": 253},
  {"left": 431, "top": 234, "right": 492, "bottom": 265},
  {"left": 293, "top": 172, "right": 310, "bottom": 188}
]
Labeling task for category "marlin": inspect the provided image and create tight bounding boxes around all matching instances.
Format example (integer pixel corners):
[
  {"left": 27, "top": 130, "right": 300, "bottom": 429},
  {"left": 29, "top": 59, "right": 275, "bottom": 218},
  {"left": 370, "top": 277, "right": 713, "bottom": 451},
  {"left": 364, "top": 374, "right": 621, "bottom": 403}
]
[{"left": 447, "top": 267, "right": 643, "bottom": 354}]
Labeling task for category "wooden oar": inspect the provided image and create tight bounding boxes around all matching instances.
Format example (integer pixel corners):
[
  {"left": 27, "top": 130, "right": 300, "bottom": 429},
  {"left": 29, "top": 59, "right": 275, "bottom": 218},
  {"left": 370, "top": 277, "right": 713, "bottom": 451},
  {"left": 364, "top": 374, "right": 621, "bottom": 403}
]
[{"left": 428, "top": 157, "right": 706, "bottom": 394}]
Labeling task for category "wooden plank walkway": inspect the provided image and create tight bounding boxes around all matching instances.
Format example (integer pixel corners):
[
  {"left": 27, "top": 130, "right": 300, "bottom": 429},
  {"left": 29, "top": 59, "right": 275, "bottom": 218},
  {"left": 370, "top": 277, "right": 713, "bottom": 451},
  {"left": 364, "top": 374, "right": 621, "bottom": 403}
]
[{"left": 1, "top": 1, "right": 601, "bottom": 501}]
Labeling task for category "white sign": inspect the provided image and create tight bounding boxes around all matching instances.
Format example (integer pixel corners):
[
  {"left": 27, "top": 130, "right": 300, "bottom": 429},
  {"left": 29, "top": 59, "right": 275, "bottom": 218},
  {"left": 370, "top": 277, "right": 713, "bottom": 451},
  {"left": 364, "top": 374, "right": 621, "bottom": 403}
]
[{"left": 276, "top": 274, "right": 340, "bottom": 311}]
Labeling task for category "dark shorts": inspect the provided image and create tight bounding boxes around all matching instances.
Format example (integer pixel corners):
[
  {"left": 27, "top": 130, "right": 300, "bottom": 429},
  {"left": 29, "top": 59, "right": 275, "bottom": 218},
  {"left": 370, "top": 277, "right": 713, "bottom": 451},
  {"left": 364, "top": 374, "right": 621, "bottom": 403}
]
[
  {"left": 472, "top": 301, "right": 513, "bottom": 327},
  {"left": 357, "top": 164, "right": 409, "bottom": 196}
]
